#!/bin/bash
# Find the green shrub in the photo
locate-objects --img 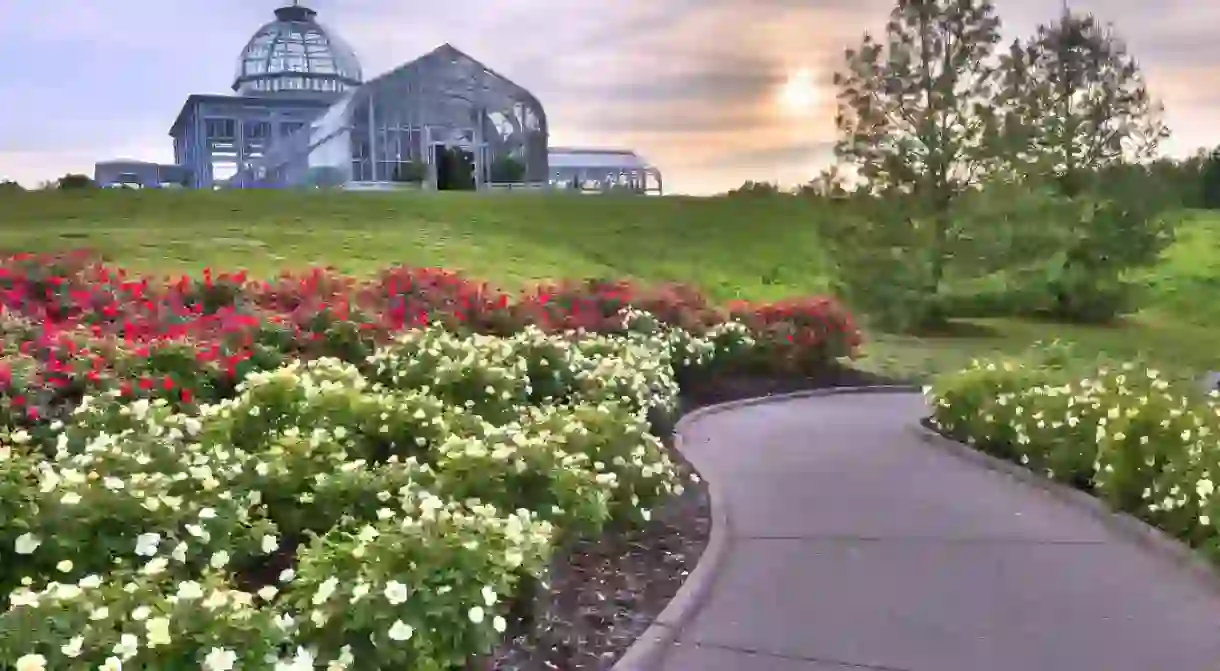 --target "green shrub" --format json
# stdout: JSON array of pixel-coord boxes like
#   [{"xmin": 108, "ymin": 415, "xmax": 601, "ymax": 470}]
[
  {"xmin": 0, "ymin": 572, "xmax": 290, "ymax": 669},
  {"xmin": 285, "ymin": 499, "xmax": 552, "ymax": 671},
  {"xmin": 928, "ymin": 352, "xmax": 1220, "ymax": 561},
  {"xmin": 0, "ymin": 316, "xmax": 722, "ymax": 668}
]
